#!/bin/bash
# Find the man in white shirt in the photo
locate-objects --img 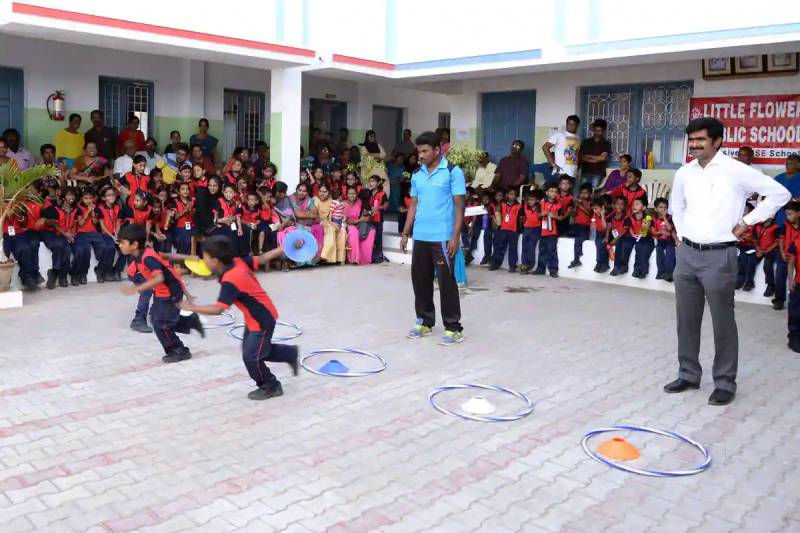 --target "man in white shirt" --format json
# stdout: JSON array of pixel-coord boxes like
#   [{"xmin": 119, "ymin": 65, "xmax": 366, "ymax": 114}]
[
  {"xmin": 666, "ymin": 117, "xmax": 790, "ymax": 406},
  {"xmin": 471, "ymin": 151, "xmax": 497, "ymax": 190},
  {"xmin": 113, "ymin": 140, "xmax": 137, "ymax": 178},
  {"xmin": 135, "ymin": 136, "xmax": 161, "ymax": 173},
  {"xmin": 3, "ymin": 128, "xmax": 34, "ymax": 170},
  {"xmin": 542, "ymin": 115, "xmax": 581, "ymax": 180}
]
